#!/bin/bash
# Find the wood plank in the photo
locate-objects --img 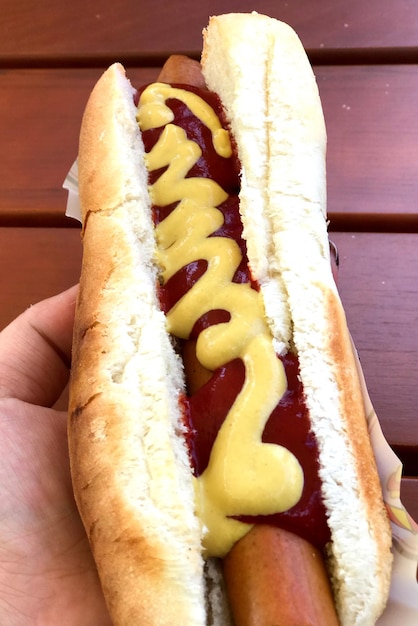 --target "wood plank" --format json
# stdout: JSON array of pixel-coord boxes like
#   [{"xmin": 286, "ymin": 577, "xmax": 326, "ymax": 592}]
[
  {"xmin": 401, "ymin": 478, "xmax": 418, "ymax": 523},
  {"xmin": 1, "ymin": 228, "xmax": 417, "ymax": 472},
  {"xmin": 0, "ymin": 0, "xmax": 418, "ymax": 61},
  {"xmin": 318, "ymin": 65, "xmax": 418, "ymax": 220},
  {"xmin": 331, "ymin": 232, "xmax": 418, "ymax": 472},
  {"xmin": 2, "ymin": 65, "xmax": 418, "ymax": 225},
  {"xmin": 0, "ymin": 68, "xmax": 160, "ymax": 222},
  {"xmin": 0, "ymin": 227, "xmax": 81, "ymax": 331}
]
